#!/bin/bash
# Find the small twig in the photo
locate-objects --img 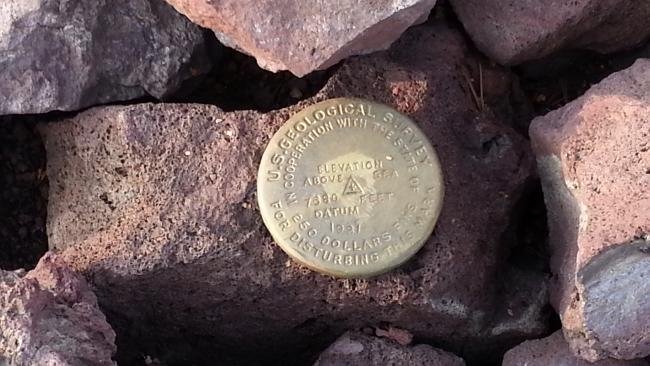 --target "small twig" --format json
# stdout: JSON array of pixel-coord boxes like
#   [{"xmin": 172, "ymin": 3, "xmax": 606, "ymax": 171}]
[
  {"xmin": 479, "ymin": 62, "xmax": 485, "ymax": 111},
  {"xmin": 560, "ymin": 79, "xmax": 568, "ymax": 105},
  {"xmin": 461, "ymin": 66, "xmax": 482, "ymax": 112}
]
